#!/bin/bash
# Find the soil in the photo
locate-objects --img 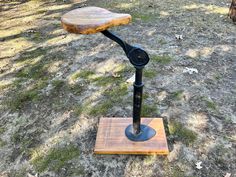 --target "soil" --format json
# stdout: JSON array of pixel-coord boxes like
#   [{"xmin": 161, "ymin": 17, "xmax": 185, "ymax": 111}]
[{"xmin": 0, "ymin": 0, "xmax": 235, "ymax": 177}]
